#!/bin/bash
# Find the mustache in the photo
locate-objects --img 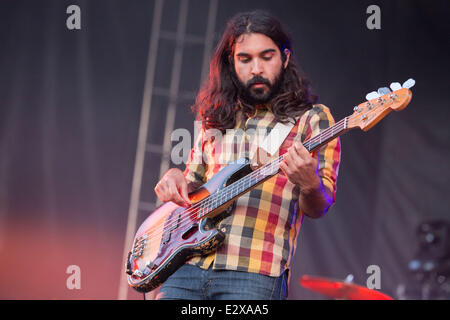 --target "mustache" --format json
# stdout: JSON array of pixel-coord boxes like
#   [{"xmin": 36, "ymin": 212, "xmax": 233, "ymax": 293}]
[{"xmin": 246, "ymin": 76, "xmax": 271, "ymax": 88}]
